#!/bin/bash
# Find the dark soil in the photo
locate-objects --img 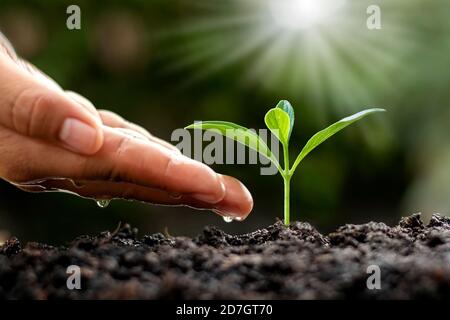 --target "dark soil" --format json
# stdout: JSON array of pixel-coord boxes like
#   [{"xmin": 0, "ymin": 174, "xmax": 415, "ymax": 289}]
[{"xmin": 1, "ymin": 213, "xmax": 450, "ymax": 299}]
